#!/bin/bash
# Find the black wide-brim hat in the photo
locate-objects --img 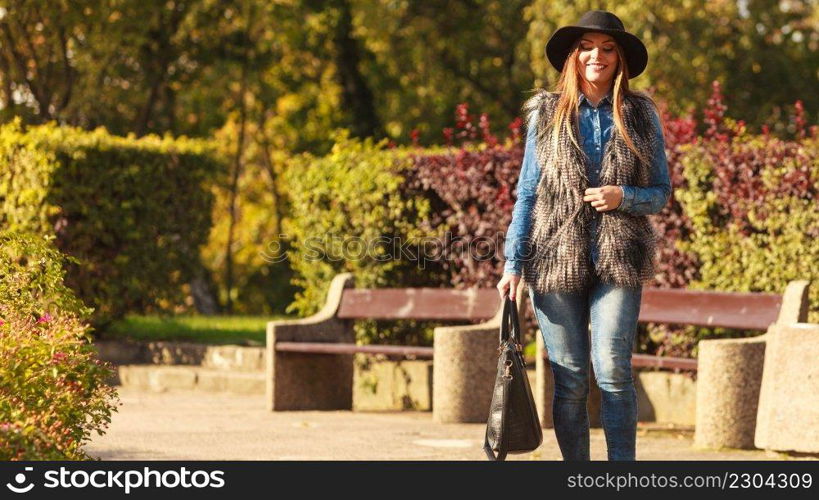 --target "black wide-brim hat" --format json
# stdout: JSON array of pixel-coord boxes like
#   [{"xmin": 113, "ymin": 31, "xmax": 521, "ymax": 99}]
[{"xmin": 545, "ymin": 10, "xmax": 648, "ymax": 79}]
